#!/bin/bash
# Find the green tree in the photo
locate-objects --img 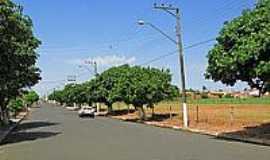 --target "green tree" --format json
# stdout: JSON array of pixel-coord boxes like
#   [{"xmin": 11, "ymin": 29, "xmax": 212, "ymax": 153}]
[
  {"xmin": 23, "ymin": 91, "xmax": 39, "ymax": 107},
  {"xmin": 8, "ymin": 98, "xmax": 24, "ymax": 118},
  {"xmin": 97, "ymin": 65, "xmax": 178, "ymax": 120},
  {"xmin": 127, "ymin": 66, "xmax": 177, "ymax": 120},
  {"xmin": 48, "ymin": 90, "xmax": 65, "ymax": 105},
  {"xmin": 0, "ymin": 0, "xmax": 41, "ymax": 124},
  {"xmin": 206, "ymin": 0, "xmax": 270, "ymax": 96},
  {"xmin": 94, "ymin": 66, "xmax": 127, "ymax": 113},
  {"xmin": 48, "ymin": 65, "xmax": 178, "ymax": 121}
]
